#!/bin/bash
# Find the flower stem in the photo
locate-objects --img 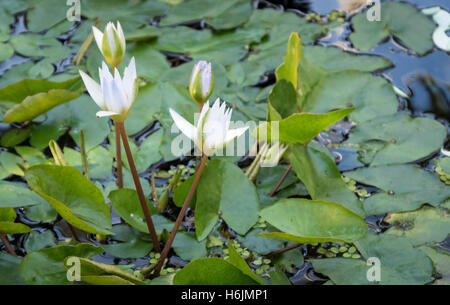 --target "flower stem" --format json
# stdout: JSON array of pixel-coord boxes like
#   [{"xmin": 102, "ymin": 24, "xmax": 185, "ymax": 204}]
[
  {"xmin": 116, "ymin": 122, "xmax": 160, "ymax": 253},
  {"xmin": 265, "ymin": 242, "xmax": 301, "ymax": 258},
  {"xmin": 79, "ymin": 129, "xmax": 90, "ymax": 179},
  {"xmin": 153, "ymin": 153, "xmax": 208, "ymax": 277},
  {"xmin": 0, "ymin": 233, "xmax": 16, "ymax": 256},
  {"xmin": 115, "ymin": 125, "xmax": 123, "ymax": 189},
  {"xmin": 269, "ymin": 164, "xmax": 292, "ymax": 197}
]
